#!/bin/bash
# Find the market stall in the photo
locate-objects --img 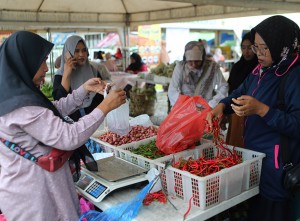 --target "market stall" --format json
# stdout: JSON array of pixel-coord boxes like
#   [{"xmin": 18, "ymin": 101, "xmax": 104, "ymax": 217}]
[{"xmin": 75, "ymin": 115, "xmax": 265, "ymax": 221}]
